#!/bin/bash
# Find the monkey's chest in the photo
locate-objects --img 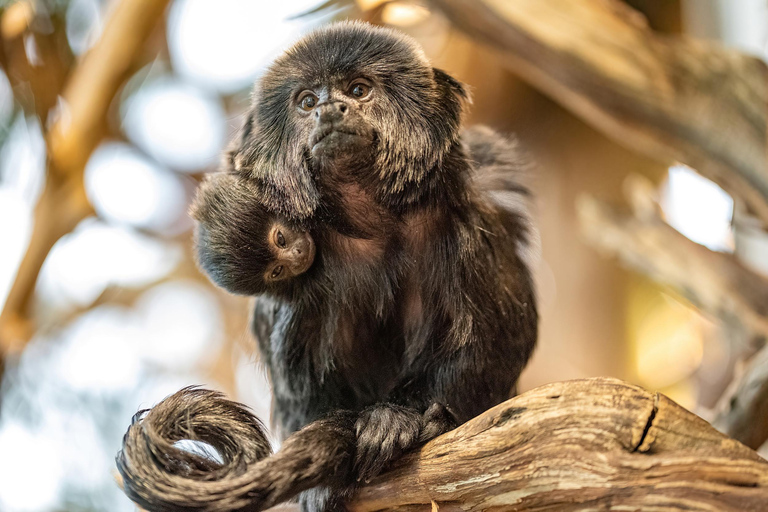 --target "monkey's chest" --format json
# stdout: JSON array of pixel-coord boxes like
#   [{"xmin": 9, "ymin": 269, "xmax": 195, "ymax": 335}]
[{"xmin": 333, "ymin": 311, "xmax": 405, "ymax": 404}]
